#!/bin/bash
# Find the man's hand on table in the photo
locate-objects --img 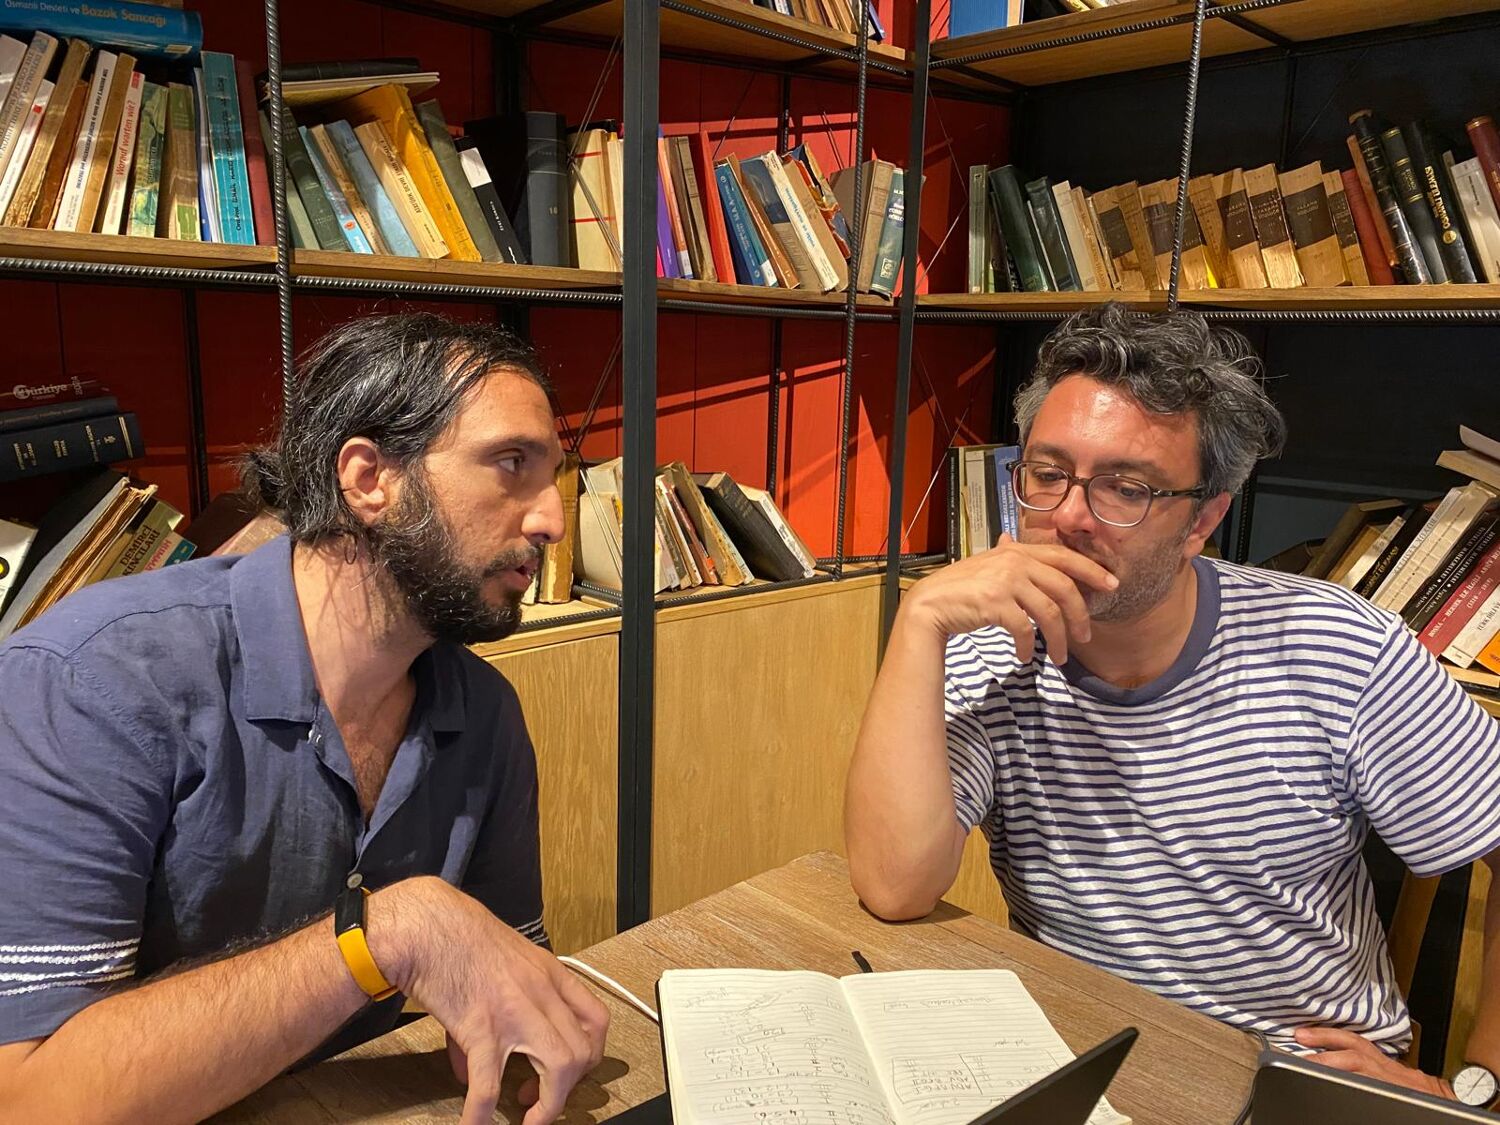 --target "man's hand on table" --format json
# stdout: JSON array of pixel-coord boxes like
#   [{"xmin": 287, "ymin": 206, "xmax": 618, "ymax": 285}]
[
  {"xmin": 1296, "ymin": 1027, "xmax": 1456, "ymax": 1101},
  {"xmin": 369, "ymin": 877, "xmax": 610, "ymax": 1125}
]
